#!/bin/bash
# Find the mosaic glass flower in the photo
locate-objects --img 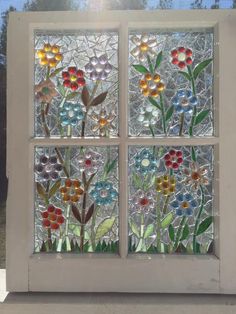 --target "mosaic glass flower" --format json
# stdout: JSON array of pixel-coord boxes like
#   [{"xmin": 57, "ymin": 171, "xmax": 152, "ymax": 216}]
[
  {"xmin": 171, "ymin": 193, "xmax": 198, "ymax": 216},
  {"xmin": 59, "ymin": 102, "xmax": 84, "ymax": 127},
  {"xmin": 77, "ymin": 149, "xmax": 103, "ymax": 175},
  {"xmin": 156, "ymin": 175, "xmax": 176, "ymax": 196},
  {"xmin": 60, "ymin": 179, "xmax": 84, "ymax": 203},
  {"xmin": 171, "ymin": 47, "xmax": 193, "ymax": 69},
  {"xmin": 130, "ymin": 190, "xmax": 155, "ymax": 214},
  {"xmin": 184, "ymin": 162, "xmax": 209, "ymax": 189},
  {"xmin": 35, "ymin": 155, "xmax": 63, "ymax": 181},
  {"xmin": 90, "ymin": 181, "xmax": 118, "ymax": 205},
  {"xmin": 62, "ymin": 67, "xmax": 86, "ymax": 91},
  {"xmin": 172, "ymin": 89, "xmax": 198, "ymax": 113},
  {"xmin": 139, "ymin": 73, "xmax": 165, "ymax": 98},
  {"xmin": 164, "ymin": 149, "xmax": 183, "ymax": 170},
  {"xmin": 85, "ymin": 55, "xmax": 112, "ymax": 81},
  {"xmin": 36, "ymin": 43, "xmax": 63, "ymax": 68},
  {"xmin": 137, "ymin": 104, "xmax": 159, "ymax": 127},
  {"xmin": 130, "ymin": 34, "xmax": 157, "ymax": 62},
  {"xmin": 35, "ymin": 79, "xmax": 58, "ymax": 104},
  {"xmin": 90, "ymin": 109, "xmax": 116, "ymax": 137},
  {"xmin": 41, "ymin": 205, "xmax": 65, "ymax": 230},
  {"xmin": 134, "ymin": 149, "xmax": 157, "ymax": 175}
]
